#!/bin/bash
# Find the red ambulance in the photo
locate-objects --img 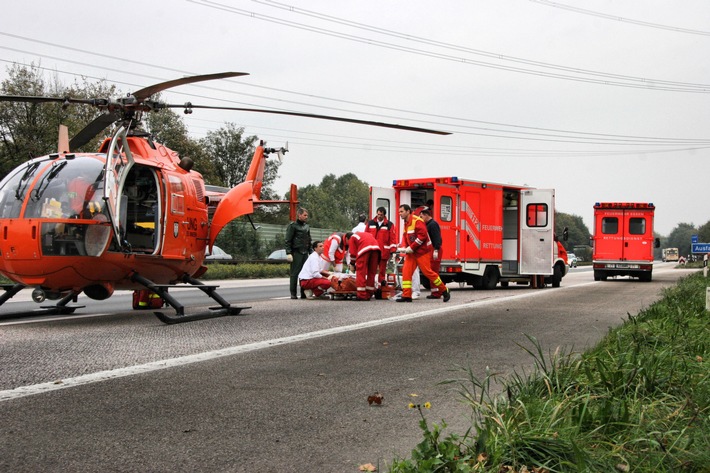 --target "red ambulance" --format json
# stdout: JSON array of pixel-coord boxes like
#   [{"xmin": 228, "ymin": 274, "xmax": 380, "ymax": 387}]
[
  {"xmin": 591, "ymin": 202, "xmax": 660, "ymax": 282},
  {"xmin": 370, "ymin": 177, "xmax": 568, "ymax": 289}
]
